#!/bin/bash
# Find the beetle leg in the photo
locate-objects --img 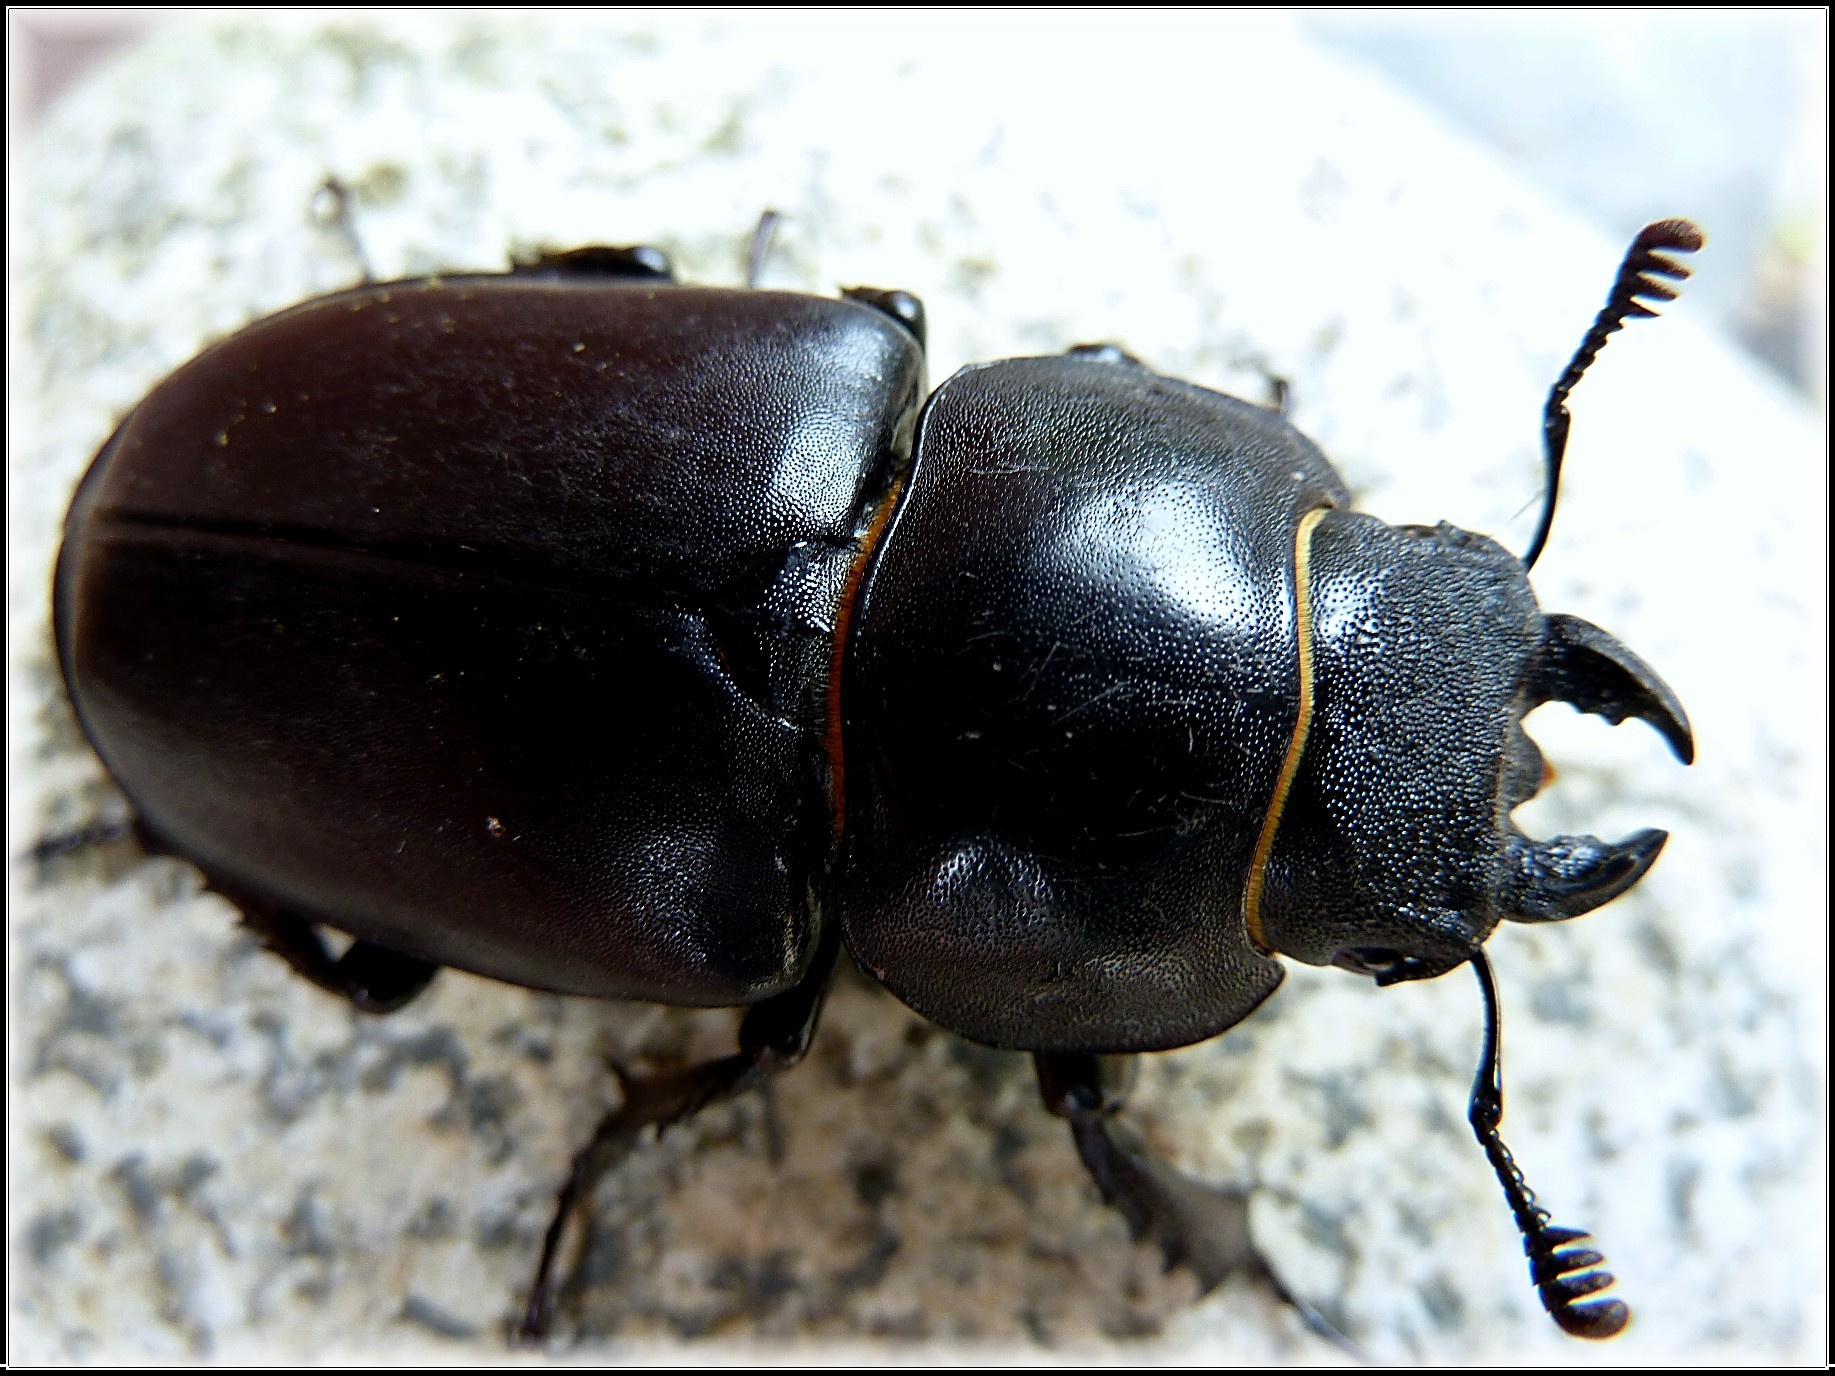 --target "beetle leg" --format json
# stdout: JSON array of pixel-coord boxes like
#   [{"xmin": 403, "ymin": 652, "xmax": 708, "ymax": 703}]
[
  {"xmin": 842, "ymin": 286, "xmax": 927, "ymax": 349},
  {"xmin": 22, "ymin": 817, "xmax": 137, "ymax": 865},
  {"xmin": 517, "ymin": 244, "xmax": 676, "ymax": 282},
  {"xmin": 517, "ymin": 921, "xmax": 840, "ymax": 1343},
  {"xmin": 745, "ymin": 208, "xmax": 782, "ymax": 289},
  {"xmin": 1034, "ymin": 1052, "xmax": 1358, "ymax": 1356},
  {"xmin": 309, "ymin": 176, "xmax": 372, "ymax": 284},
  {"xmin": 1263, "ymin": 372, "xmax": 1291, "ymax": 417},
  {"xmin": 234, "ymin": 899, "xmax": 439, "ymax": 1015},
  {"xmin": 1065, "ymin": 341, "xmax": 1149, "ymax": 368},
  {"xmin": 26, "ymin": 816, "xmax": 438, "ymax": 1012}
]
